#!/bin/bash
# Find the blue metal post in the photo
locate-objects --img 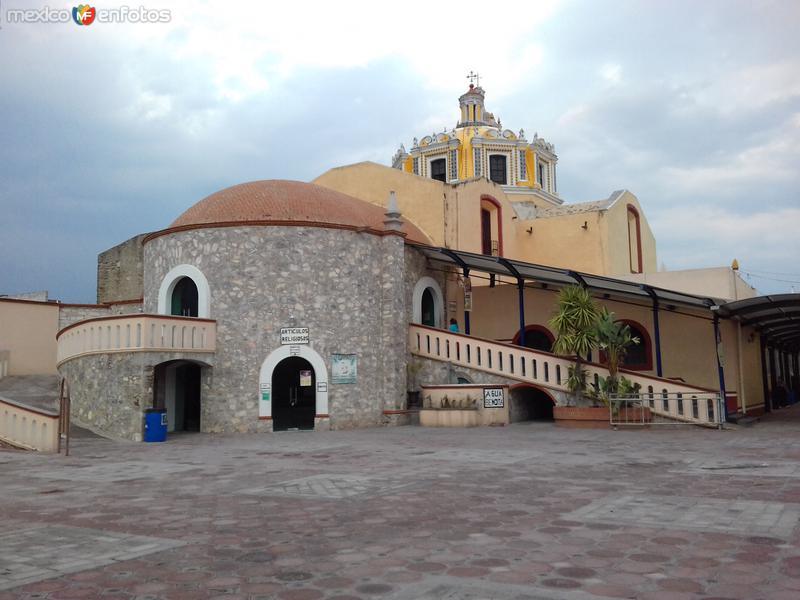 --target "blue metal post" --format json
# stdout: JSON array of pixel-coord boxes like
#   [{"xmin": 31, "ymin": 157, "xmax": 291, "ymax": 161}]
[
  {"xmin": 463, "ymin": 268, "xmax": 471, "ymax": 335},
  {"xmin": 517, "ymin": 279, "xmax": 526, "ymax": 347},
  {"xmin": 713, "ymin": 314, "xmax": 728, "ymax": 421},
  {"xmin": 652, "ymin": 298, "xmax": 663, "ymax": 377}
]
